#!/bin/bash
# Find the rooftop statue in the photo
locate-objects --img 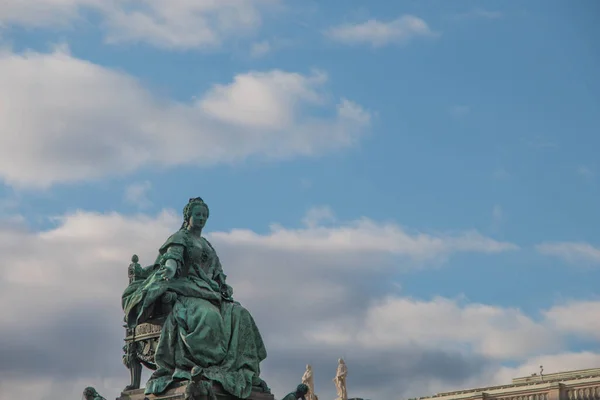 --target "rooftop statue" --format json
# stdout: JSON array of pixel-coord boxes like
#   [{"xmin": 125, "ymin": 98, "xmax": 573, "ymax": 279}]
[
  {"xmin": 333, "ymin": 358, "xmax": 348, "ymax": 400},
  {"xmin": 281, "ymin": 384, "xmax": 309, "ymax": 400},
  {"xmin": 121, "ymin": 197, "xmax": 269, "ymax": 398},
  {"xmin": 301, "ymin": 364, "xmax": 318, "ymax": 400},
  {"xmin": 82, "ymin": 387, "xmax": 106, "ymax": 400}
]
